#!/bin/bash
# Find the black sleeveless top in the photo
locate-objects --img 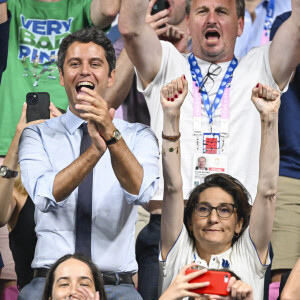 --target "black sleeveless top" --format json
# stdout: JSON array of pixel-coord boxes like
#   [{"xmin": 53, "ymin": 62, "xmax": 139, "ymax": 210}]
[{"xmin": 9, "ymin": 196, "xmax": 37, "ymax": 290}]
